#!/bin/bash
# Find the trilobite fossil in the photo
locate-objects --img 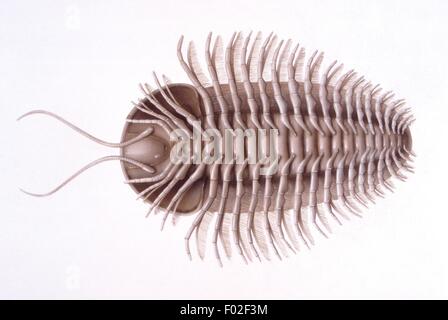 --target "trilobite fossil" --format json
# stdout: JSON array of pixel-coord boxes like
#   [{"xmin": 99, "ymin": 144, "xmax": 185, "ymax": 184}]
[{"xmin": 19, "ymin": 31, "xmax": 415, "ymax": 266}]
